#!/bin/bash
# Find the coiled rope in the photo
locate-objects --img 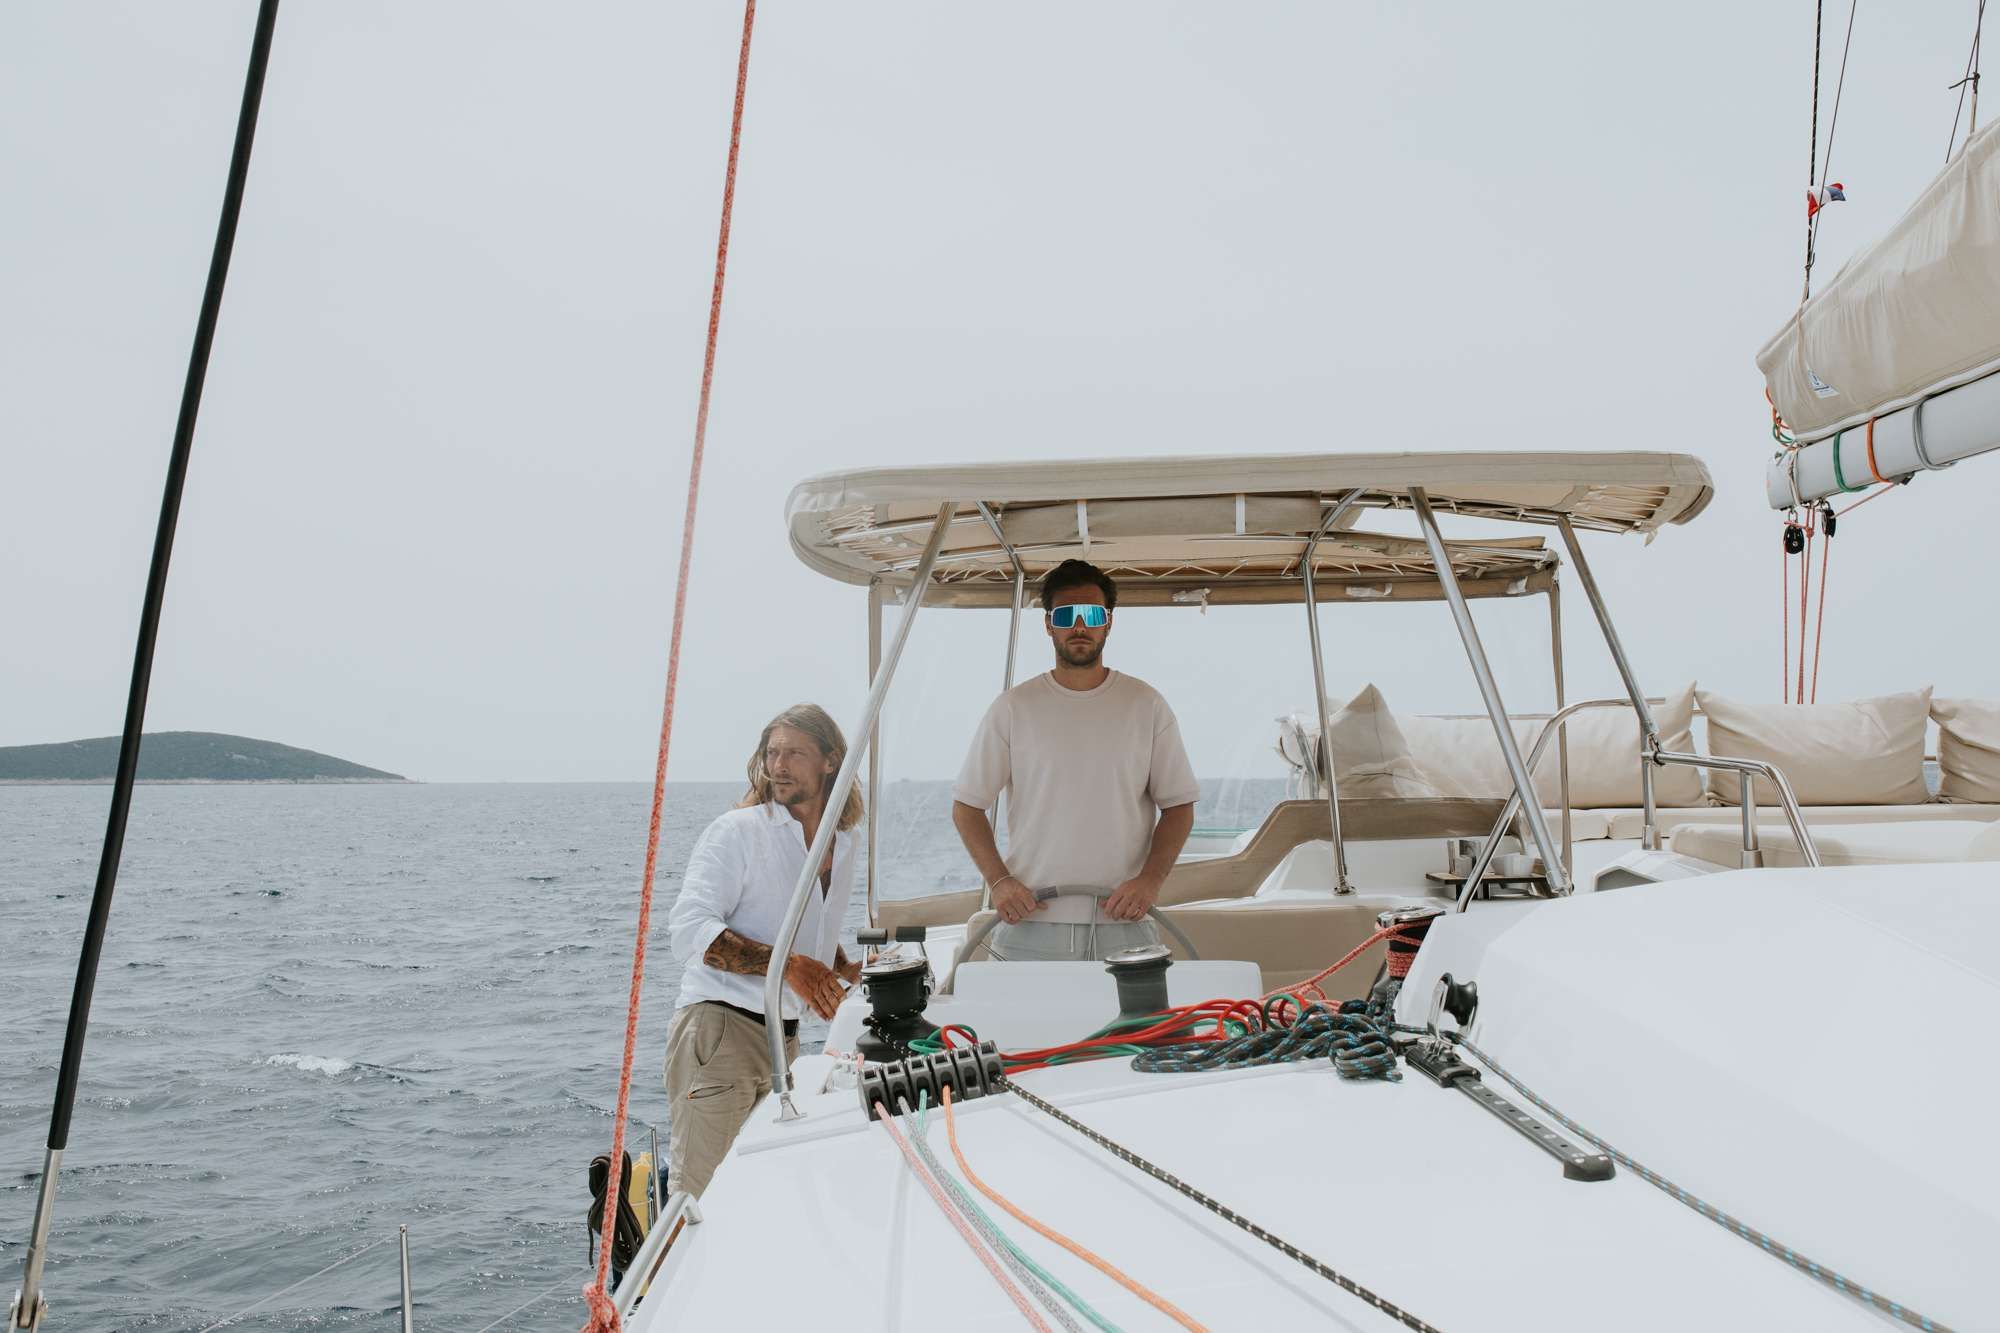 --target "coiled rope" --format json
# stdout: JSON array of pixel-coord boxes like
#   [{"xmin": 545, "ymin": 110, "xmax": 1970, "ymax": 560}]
[
  {"xmin": 1130, "ymin": 998, "xmax": 1404, "ymax": 1080},
  {"xmin": 1448, "ymin": 1034, "xmax": 1952, "ymax": 1333},
  {"xmin": 581, "ymin": 3, "xmax": 759, "ymax": 1328}
]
